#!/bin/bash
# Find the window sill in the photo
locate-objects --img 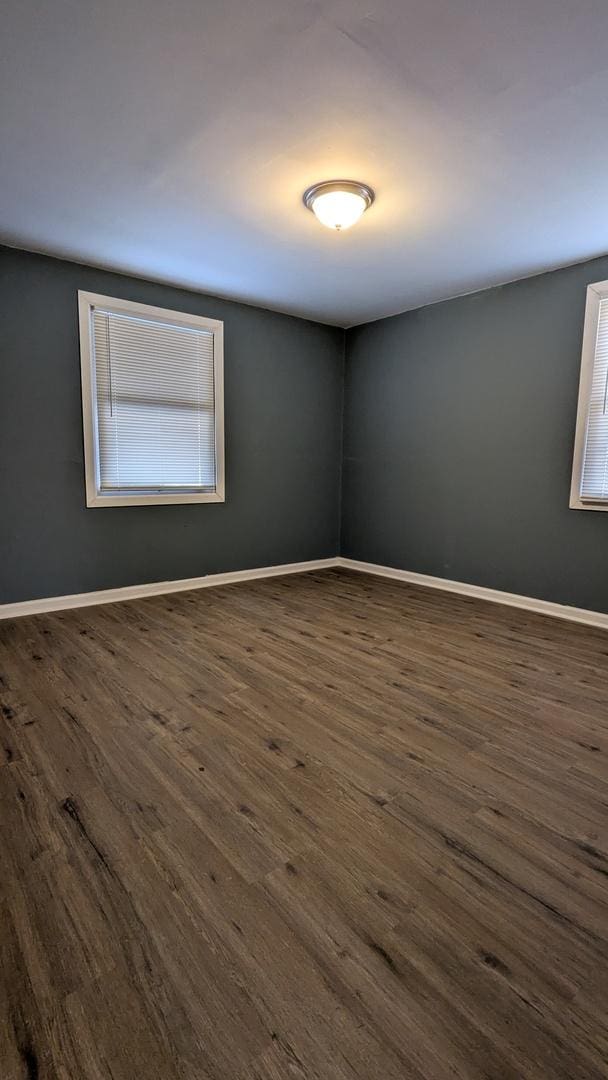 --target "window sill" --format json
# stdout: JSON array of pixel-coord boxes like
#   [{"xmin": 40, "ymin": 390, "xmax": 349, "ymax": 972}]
[
  {"xmin": 86, "ymin": 490, "xmax": 225, "ymax": 508},
  {"xmin": 569, "ymin": 496, "xmax": 608, "ymax": 512}
]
